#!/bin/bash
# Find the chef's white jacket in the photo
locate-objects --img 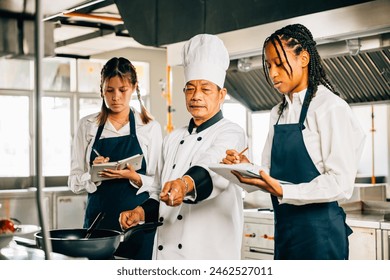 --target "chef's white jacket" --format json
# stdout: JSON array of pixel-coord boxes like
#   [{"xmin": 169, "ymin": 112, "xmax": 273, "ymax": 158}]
[
  {"xmin": 68, "ymin": 108, "xmax": 163, "ymax": 195},
  {"xmin": 148, "ymin": 116, "xmax": 246, "ymax": 260},
  {"xmin": 261, "ymin": 86, "xmax": 366, "ymax": 205}
]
